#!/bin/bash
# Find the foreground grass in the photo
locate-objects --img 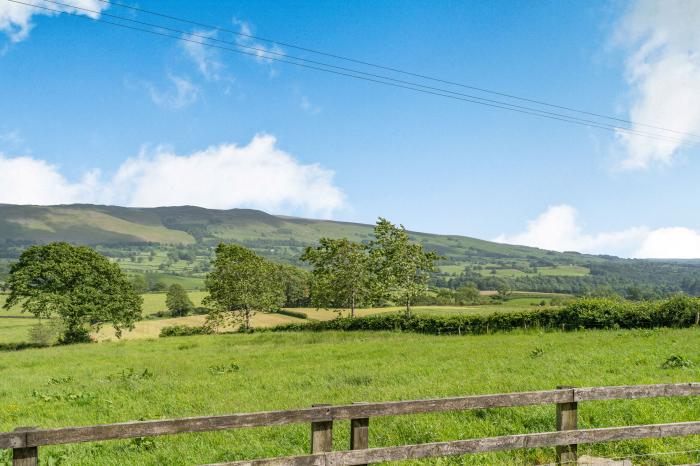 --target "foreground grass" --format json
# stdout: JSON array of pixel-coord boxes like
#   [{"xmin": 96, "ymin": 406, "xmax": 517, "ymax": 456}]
[{"xmin": 1, "ymin": 329, "xmax": 699, "ymax": 465}]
